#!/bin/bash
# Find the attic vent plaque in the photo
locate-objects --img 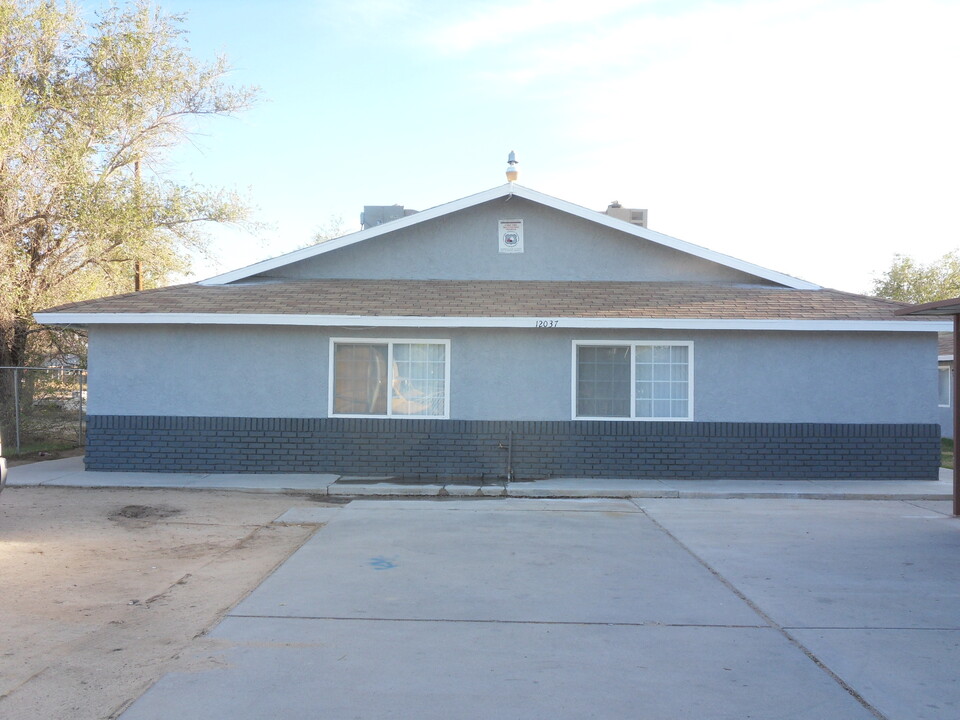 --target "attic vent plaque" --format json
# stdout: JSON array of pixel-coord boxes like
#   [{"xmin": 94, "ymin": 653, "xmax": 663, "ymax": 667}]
[{"xmin": 499, "ymin": 219, "xmax": 523, "ymax": 254}]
